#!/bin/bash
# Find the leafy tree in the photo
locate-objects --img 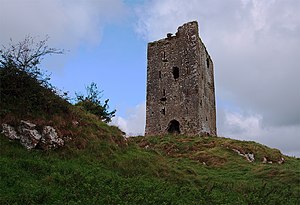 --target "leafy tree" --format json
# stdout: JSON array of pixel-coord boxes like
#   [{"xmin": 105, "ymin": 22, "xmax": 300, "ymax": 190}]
[{"xmin": 75, "ymin": 82, "xmax": 116, "ymax": 123}]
